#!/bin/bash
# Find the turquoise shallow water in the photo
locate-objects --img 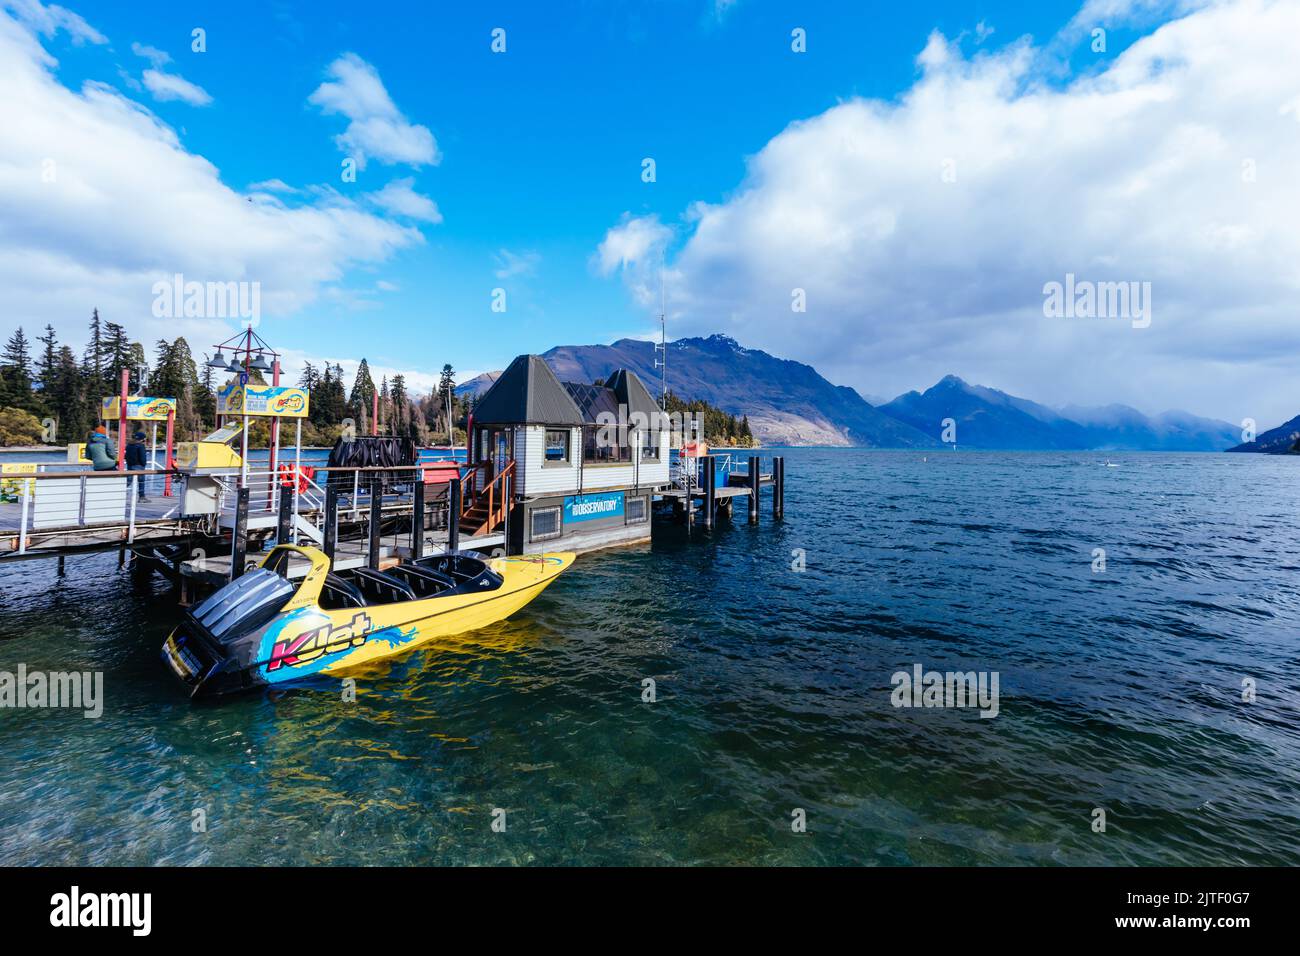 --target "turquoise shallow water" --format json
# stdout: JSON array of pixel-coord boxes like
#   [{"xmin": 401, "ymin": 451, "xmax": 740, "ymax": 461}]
[{"xmin": 1, "ymin": 448, "xmax": 1298, "ymax": 865}]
